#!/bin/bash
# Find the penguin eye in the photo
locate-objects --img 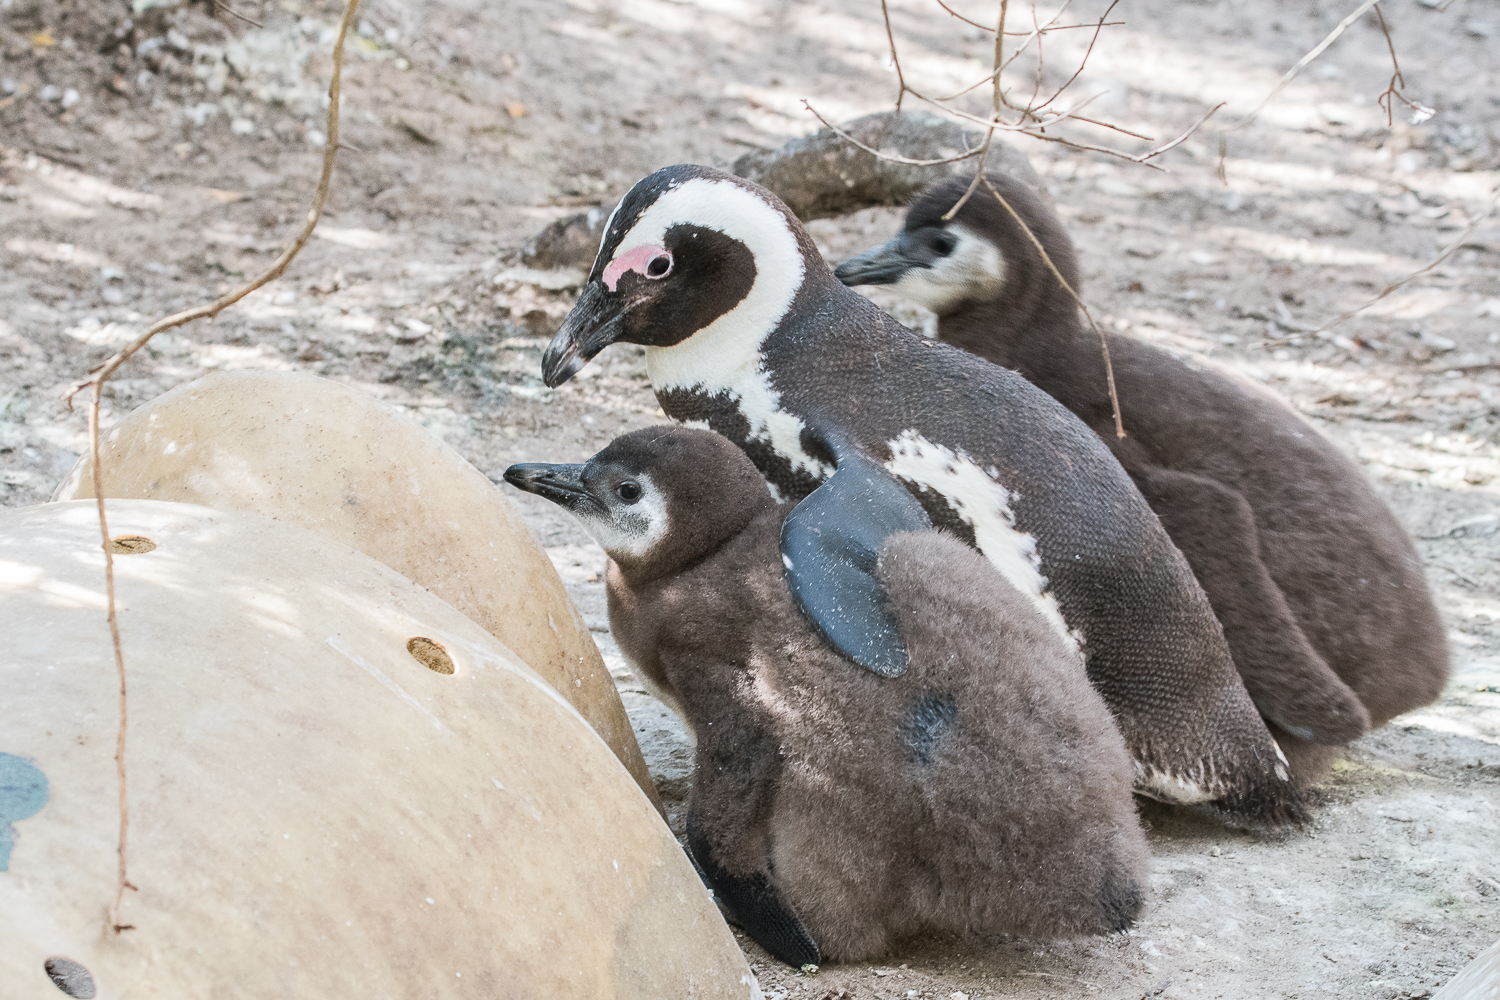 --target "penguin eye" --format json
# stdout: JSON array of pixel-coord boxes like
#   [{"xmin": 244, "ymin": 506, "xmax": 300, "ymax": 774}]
[
  {"xmin": 645, "ymin": 254, "xmax": 673, "ymax": 279},
  {"xmin": 932, "ymin": 233, "xmax": 957, "ymax": 257},
  {"xmin": 616, "ymin": 481, "xmax": 642, "ymax": 503}
]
